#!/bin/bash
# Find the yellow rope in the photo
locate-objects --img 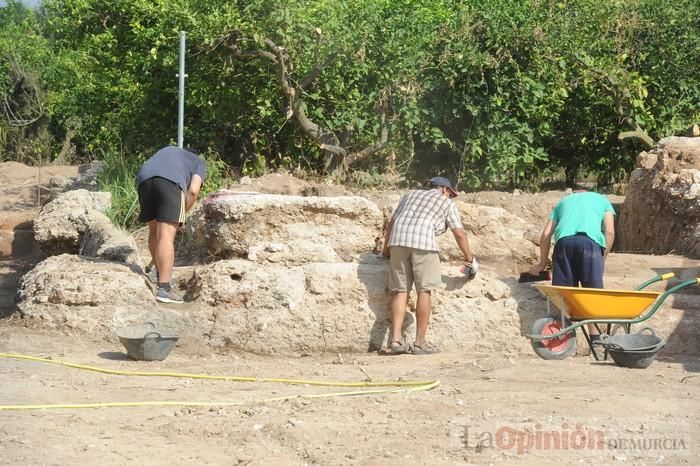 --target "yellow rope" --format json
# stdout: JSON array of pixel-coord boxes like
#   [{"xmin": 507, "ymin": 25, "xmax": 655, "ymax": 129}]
[{"xmin": 0, "ymin": 352, "xmax": 440, "ymax": 411}]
